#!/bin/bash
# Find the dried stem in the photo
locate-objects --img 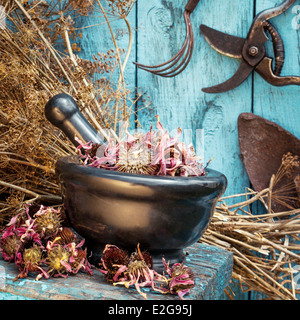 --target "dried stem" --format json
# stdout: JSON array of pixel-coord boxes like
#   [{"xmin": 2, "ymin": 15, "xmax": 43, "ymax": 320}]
[
  {"xmin": 13, "ymin": 0, "xmax": 77, "ymax": 92},
  {"xmin": 96, "ymin": 0, "xmax": 127, "ymax": 132}
]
